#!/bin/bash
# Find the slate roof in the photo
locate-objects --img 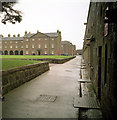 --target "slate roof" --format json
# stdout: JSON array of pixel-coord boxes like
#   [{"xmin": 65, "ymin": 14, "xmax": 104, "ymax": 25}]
[
  {"xmin": 2, "ymin": 37, "xmax": 23, "ymax": 41},
  {"xmin": 44, "ymin": 33, "xmax": 58, "ymax": 37}
]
